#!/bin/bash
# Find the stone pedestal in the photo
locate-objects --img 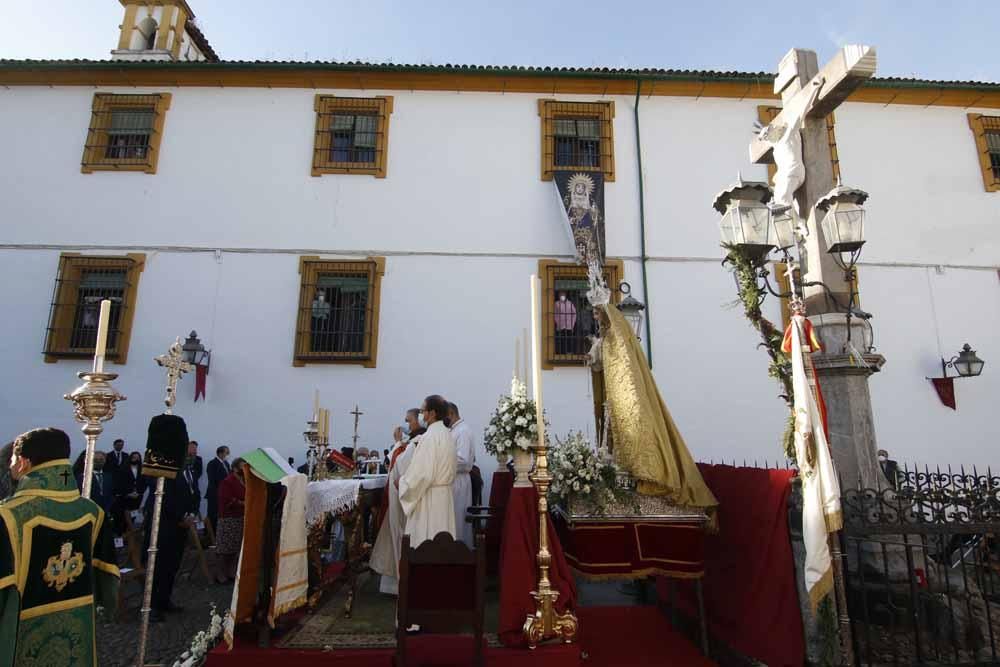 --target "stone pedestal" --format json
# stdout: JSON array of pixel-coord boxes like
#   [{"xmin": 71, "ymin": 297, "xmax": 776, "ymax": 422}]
[{"xmin": 808, "ymin": 313, "xmax": 889, "ymax": 493}]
